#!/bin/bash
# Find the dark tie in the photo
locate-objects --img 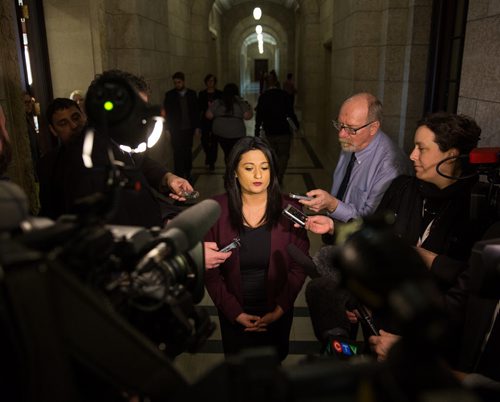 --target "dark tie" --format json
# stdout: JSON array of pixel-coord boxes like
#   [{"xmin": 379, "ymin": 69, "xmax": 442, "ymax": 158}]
[{"xmin": 336, "ymin": 153, "xmax": 356, "ymax": 201}]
